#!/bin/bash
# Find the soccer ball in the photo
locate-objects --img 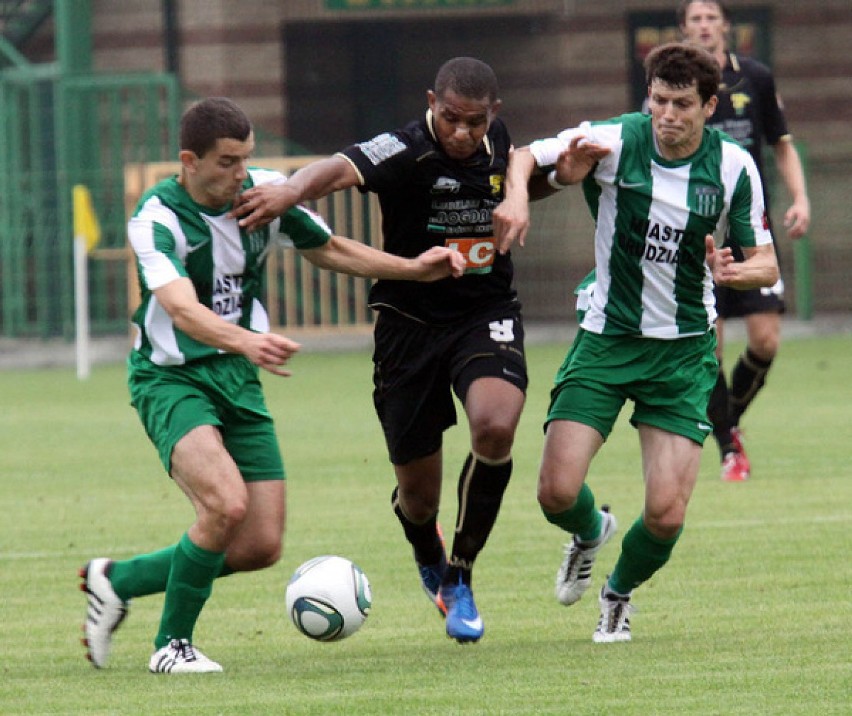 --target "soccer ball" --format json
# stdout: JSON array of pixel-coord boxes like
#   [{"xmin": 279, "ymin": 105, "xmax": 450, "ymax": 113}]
[{"xmin": 285, "ymin": 555, "xmax": 372, "ymax": 641}]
